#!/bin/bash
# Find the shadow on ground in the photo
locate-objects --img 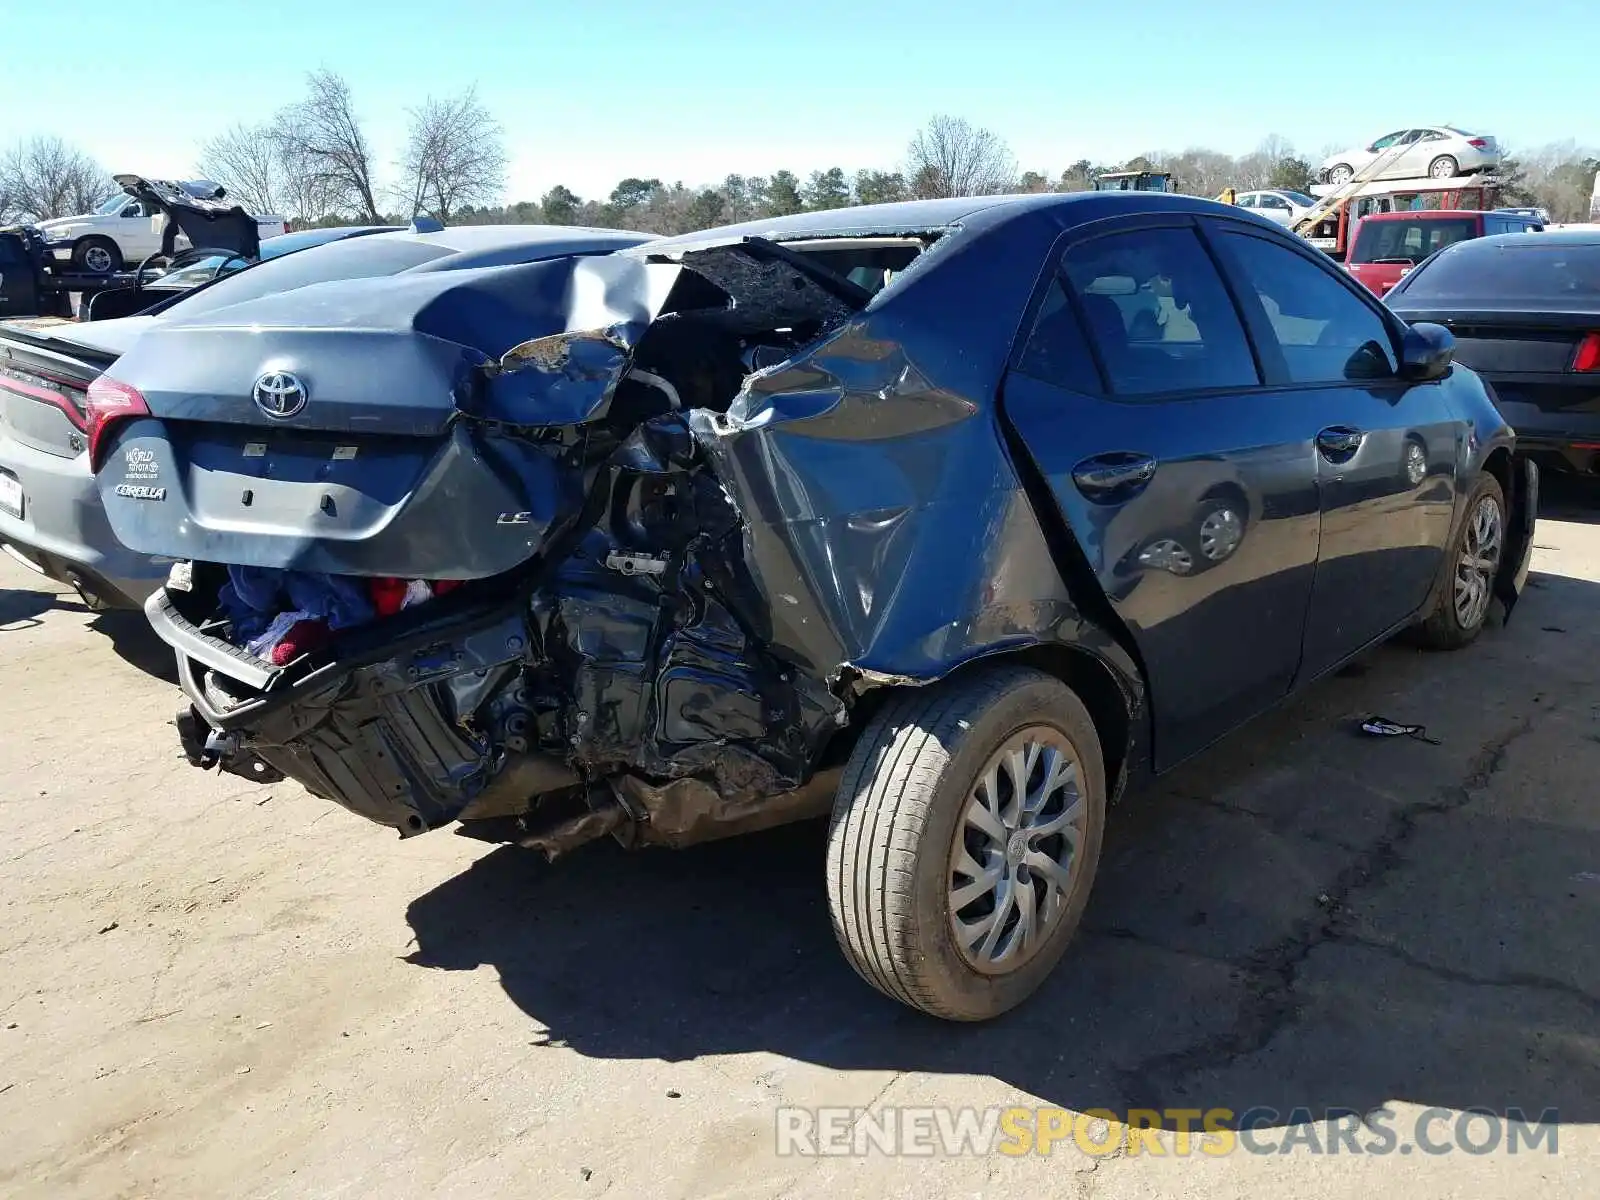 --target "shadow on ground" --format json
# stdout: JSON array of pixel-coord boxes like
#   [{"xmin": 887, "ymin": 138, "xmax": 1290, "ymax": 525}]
[
  {"xmin": 89, "ymin": 608, "xmax": 178, "ymax": 684},
  {"xmin": 0, "ymin": 586, "xmax": 80, "ymax": 630},
  {"xmin": 405, "ymin": 569, "xmax": 1600, "ymax": 1133}
]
